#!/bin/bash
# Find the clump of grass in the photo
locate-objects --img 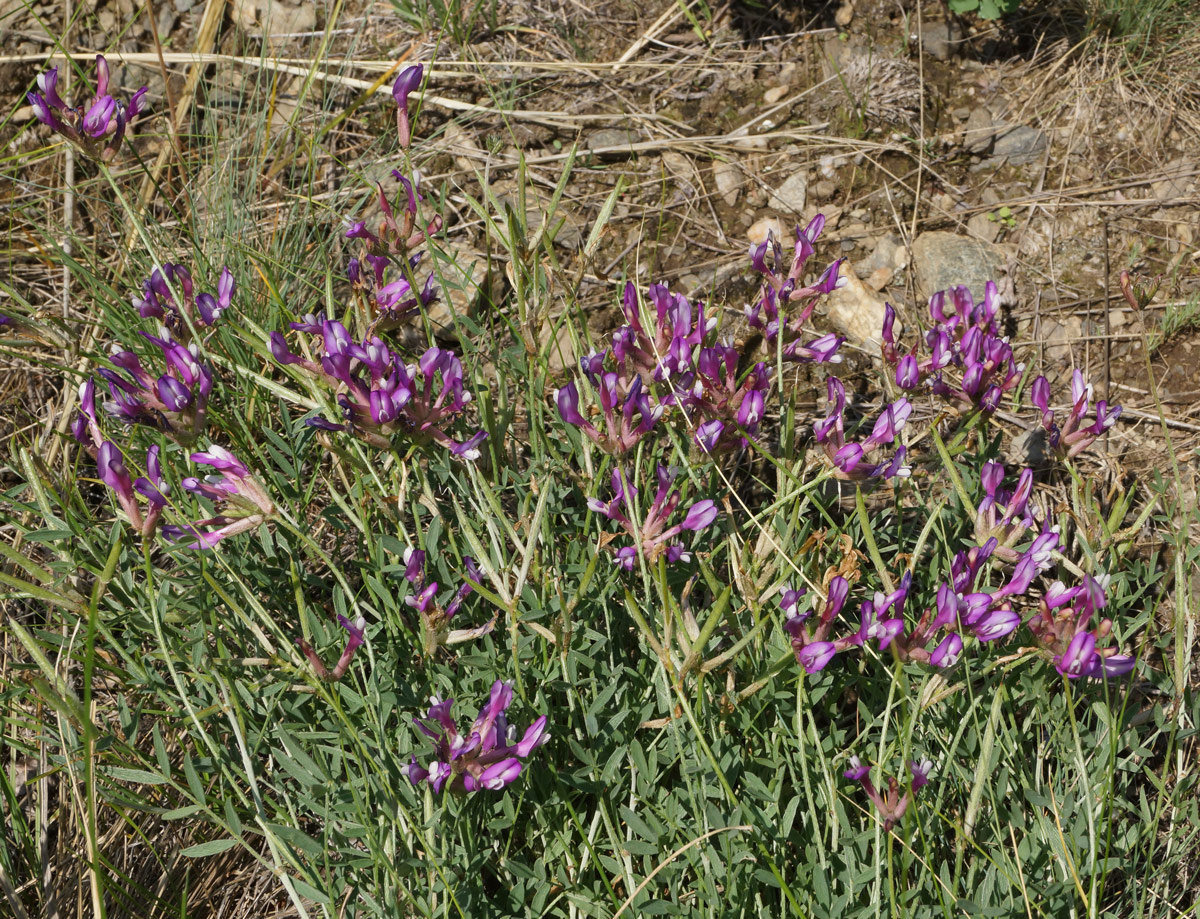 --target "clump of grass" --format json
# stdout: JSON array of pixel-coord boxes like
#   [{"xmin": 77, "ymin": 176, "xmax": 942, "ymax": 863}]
[{"xmin": 1148, "ymin": 291, "xmax": 1200, "ymax": 353}]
